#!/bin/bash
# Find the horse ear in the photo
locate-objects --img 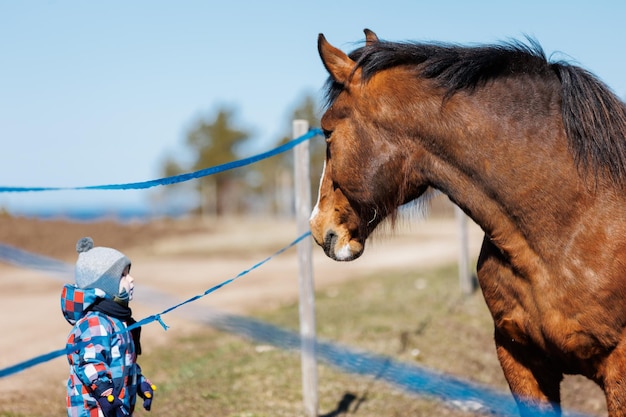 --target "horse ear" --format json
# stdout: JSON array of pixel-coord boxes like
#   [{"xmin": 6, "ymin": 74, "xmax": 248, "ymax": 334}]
[
  {"xmin": 364, "ymin": 29, "xmax": 379, "ymax": 45},
  {"xmin": 318, "ymin": 33, "xmax": 355, "ymax": 85}
]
